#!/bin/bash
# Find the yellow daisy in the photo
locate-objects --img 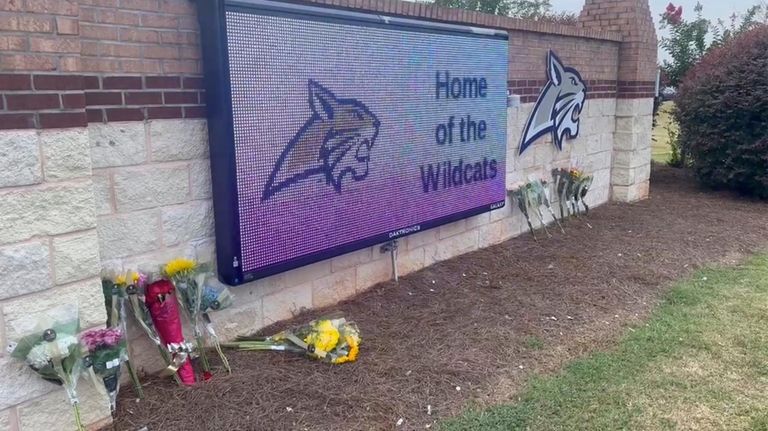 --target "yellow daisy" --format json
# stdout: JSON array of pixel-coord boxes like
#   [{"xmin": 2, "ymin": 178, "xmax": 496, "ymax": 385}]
[{"xmin": 164, "ymin": 258, "xmax": 197, "ymax": 278}]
